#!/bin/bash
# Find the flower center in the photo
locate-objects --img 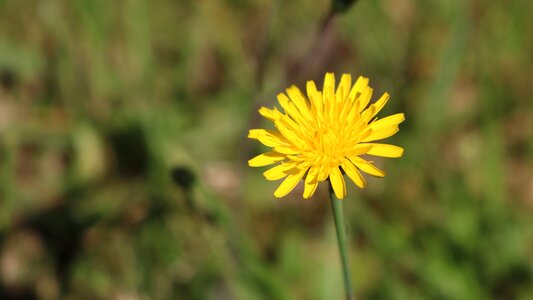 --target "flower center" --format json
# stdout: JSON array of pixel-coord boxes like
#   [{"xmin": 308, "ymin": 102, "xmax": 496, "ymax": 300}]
[{"xmin": 311, "ymin": 125, "xmax": 345, "ymax": 165}]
